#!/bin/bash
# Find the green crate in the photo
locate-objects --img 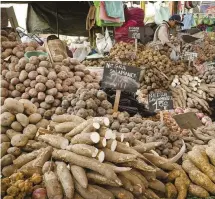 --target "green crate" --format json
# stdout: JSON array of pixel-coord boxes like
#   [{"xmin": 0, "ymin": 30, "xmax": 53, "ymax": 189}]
[{"xmin": 24, "ymin": 51, "xmax": 48, "ymax": 60}]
